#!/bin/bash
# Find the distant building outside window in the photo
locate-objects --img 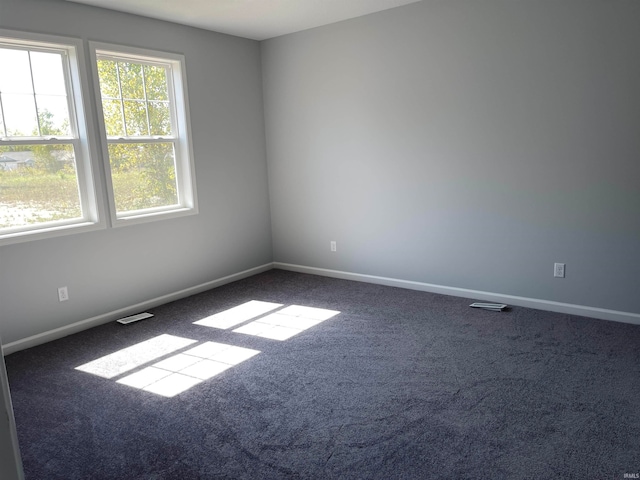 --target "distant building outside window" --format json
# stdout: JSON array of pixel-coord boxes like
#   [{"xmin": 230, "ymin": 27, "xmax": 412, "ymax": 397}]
[{"xmin": 0, "ymin": 31, "xmax": 102, "ymax": 243}]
